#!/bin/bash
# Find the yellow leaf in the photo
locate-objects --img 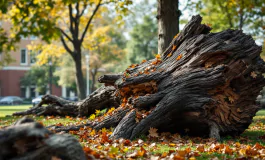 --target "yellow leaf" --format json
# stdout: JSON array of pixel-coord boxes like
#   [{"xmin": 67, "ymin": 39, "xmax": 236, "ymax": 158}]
[
  {"xmin": 89, "ymin": 114, "xmax": 96, "ymax": 120},
  {"xmin": 95, "ymin": 109, "xmax": 101, "ymax": 115}
]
